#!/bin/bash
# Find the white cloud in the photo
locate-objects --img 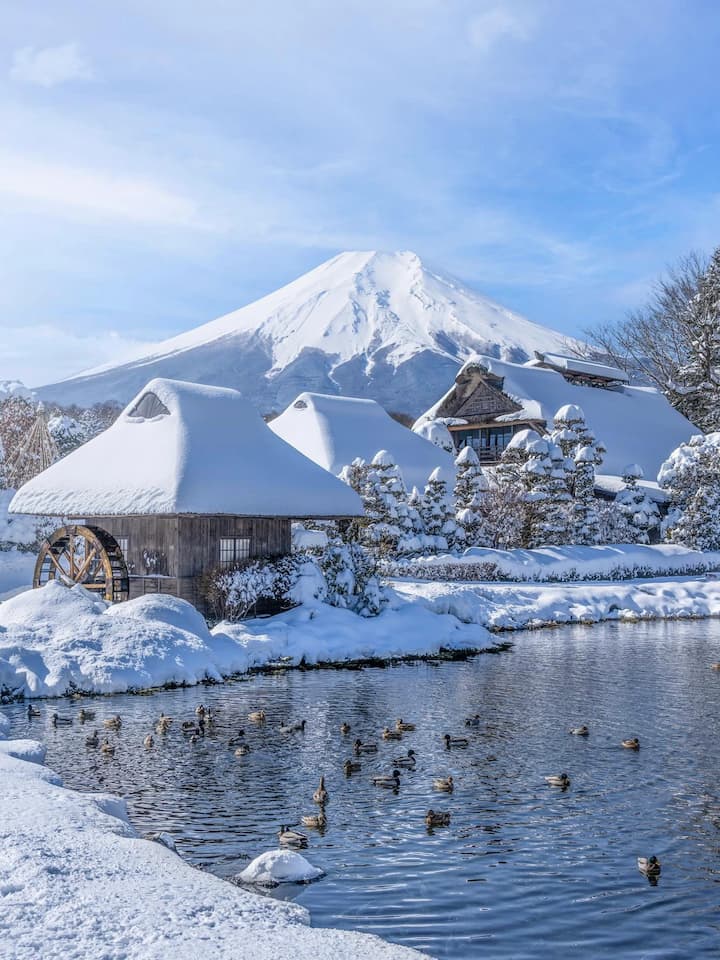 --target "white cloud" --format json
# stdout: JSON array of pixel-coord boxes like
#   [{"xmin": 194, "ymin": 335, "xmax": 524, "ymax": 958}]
[
  {"xmin": 0, "ymin": 152, "xmax": 203, "ymax": 227},
  {"xmin": 10, "ymin": 42, "xmax": 93, "ymax": 88},
  {"xmin": 467, "ymin": 6, "xmax": 533, "ymax": 53}
]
